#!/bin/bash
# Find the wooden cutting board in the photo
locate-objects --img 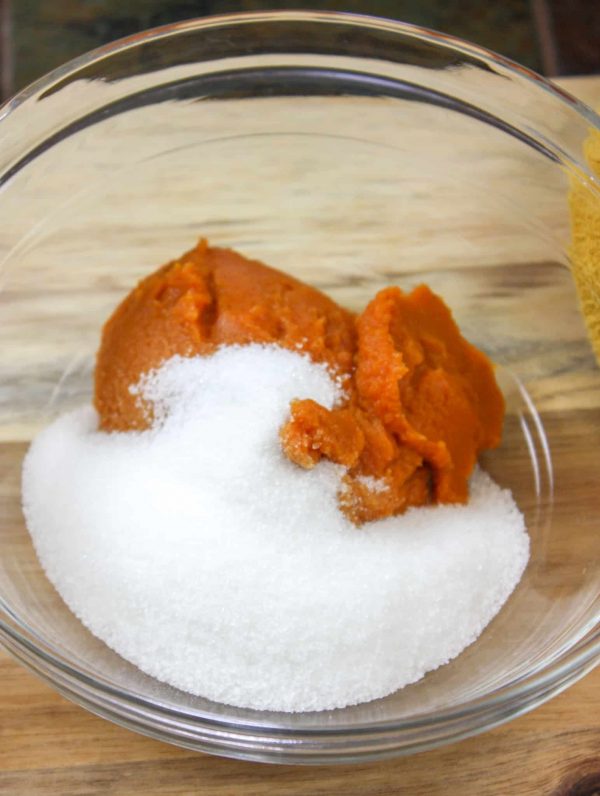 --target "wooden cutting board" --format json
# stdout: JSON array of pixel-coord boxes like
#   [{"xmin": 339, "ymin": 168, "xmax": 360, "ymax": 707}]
[{"xmin": 1, "ymin": 75, "xmax": 599, "ymax": 796}]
